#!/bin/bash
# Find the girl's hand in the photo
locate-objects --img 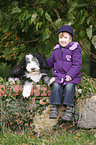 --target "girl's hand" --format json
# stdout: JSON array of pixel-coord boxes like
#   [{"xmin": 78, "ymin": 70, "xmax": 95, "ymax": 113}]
[{"xmin": 65, "ymin": 75, "xmax": 72, "ymax": 82}]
